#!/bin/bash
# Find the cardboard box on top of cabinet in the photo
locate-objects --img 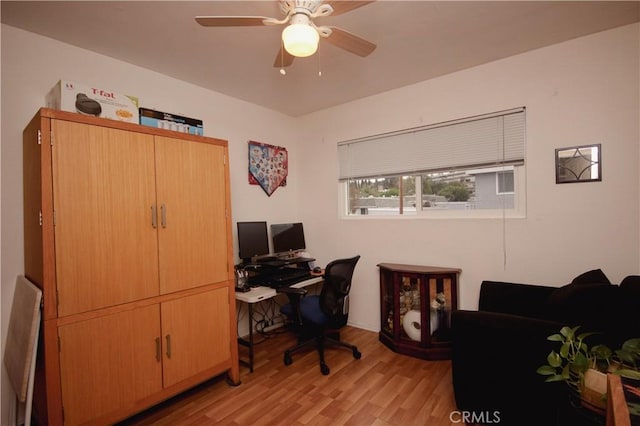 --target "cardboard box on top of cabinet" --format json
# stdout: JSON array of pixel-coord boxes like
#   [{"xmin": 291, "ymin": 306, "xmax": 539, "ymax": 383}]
[
  {"xmin": 139, "ymin": 107, "xmax": 204, "ymax": 136},
  {"xmin": 45, "ymin": 80, "xmax": 139, "ymax": 123}
]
